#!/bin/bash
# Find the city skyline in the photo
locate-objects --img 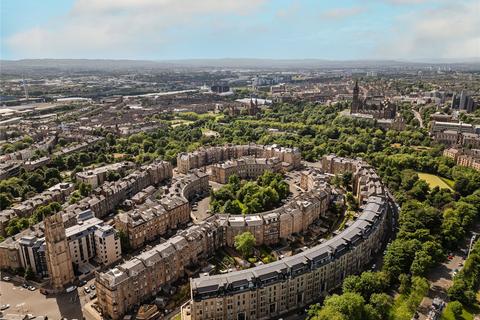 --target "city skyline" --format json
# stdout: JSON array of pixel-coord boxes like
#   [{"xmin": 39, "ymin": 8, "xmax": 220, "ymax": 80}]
[{"xmin": 1, "ymin": 0, "xmax": 479, "ymax": 61}]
